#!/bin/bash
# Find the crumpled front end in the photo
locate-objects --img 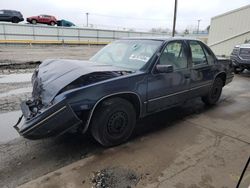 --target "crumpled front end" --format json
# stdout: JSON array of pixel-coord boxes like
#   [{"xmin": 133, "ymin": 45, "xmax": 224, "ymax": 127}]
[
  {"xmin": 14, "ymin": 59, "xmax": 131, "ymax": 139},
  {"xmin": 15, "ymin": 99, "xmax": 82, "ymax": 139},
  {"xmin": 14, "ymin": 67, "xmax": 83, "ymax": 139}
]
